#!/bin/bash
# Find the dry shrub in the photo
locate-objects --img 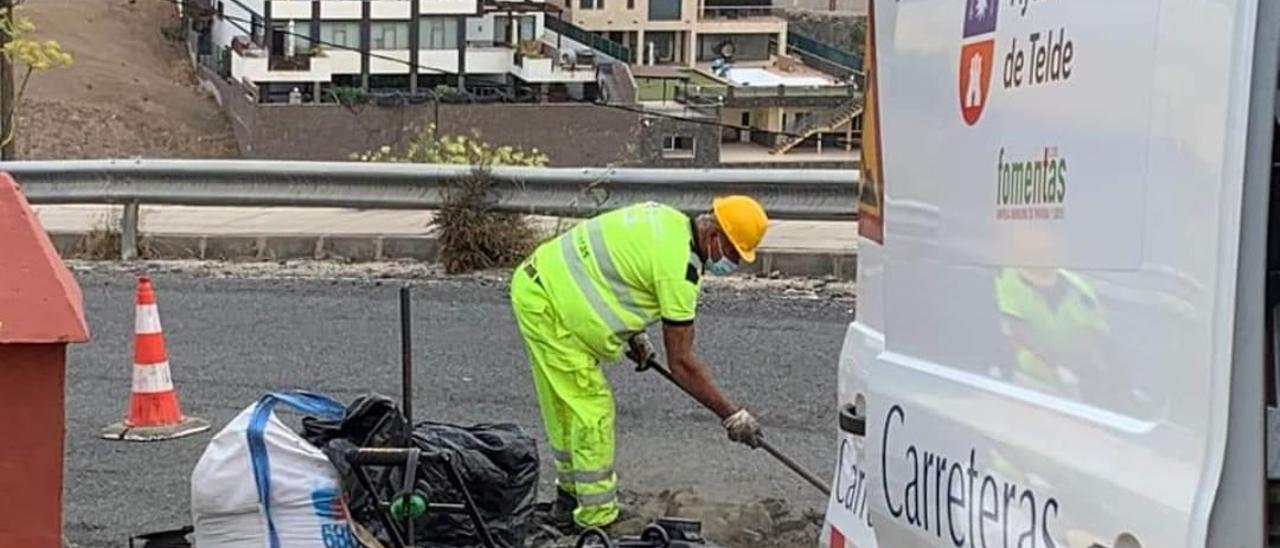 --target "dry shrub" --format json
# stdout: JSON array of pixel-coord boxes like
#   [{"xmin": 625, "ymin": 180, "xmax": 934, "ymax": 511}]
[
  {"xmin": 433, "ymin": 165, "xmax": 542, "ymax": 273},
  {"xmin": 76, "ymin": 224, "xmax": 121, "ymax": 260},
  {"xmin": 354, "ymin": 125, "xmax": 549, "ymax": 273},
  {"xmin": 72, "ymin": 211, "xmax": 153, "ymax": 260}
]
